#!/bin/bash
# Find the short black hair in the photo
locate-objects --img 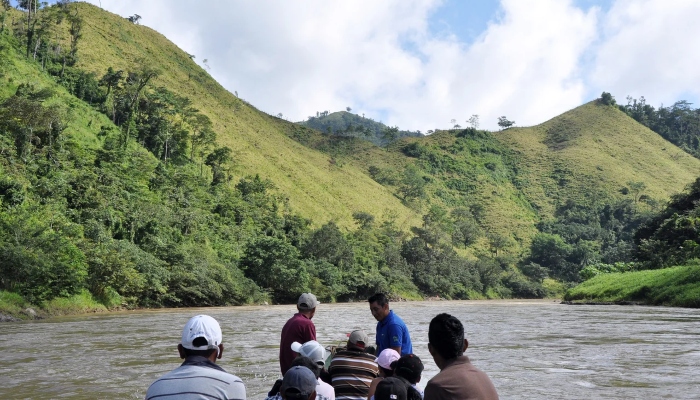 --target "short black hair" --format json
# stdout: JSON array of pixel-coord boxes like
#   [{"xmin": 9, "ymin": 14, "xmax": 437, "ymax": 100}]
[
  {"xmin": 292, "ymin": 356, "xmax": 321, "ymax": 379},
  {"xmin": 379, "ymin": 365, "xmax": 394, "ymax": 377},
  {"xmin": 368, "ymin": 293, "xmax": 389, "ymax": 307},
  {"xmin": 428, "ymin": 313, "xmax": 464, "ymax": 360},
  {"xmin": 183, "ymin": 336, "xmax": 218, "ymax": 358}
]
